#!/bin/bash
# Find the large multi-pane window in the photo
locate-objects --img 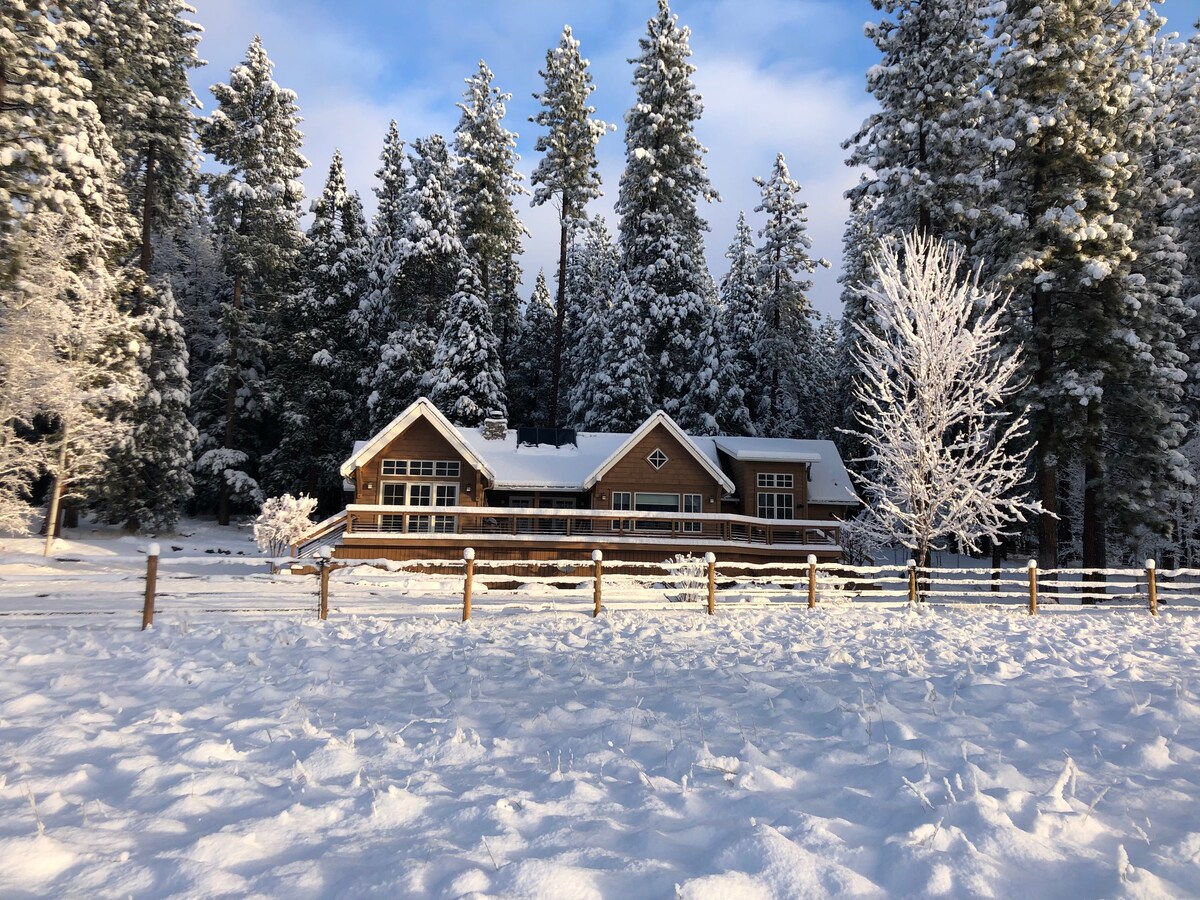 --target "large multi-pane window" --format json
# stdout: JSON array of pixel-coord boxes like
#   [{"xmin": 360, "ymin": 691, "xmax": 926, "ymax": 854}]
[
  {"xmin": 757, "ymin": 472, "xmax": 794, "ymax": 489},
  {"xmin": 635, "ymin": 492, "xmax": 677, "ymax": 532},
  {"xmin": 757, "ymin": 492, "xmax": 794, "ymax": 519},
  {"xmin": 381, "ymin": 459, "xmax": 461, "ymax": 478},
  {"xmin": 381, "ymin": 483, "xmax": 406, "ymax": 505},
  {"xmin": 375, "ymin": 458, "xmax": 461, "ymax": 532}
]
